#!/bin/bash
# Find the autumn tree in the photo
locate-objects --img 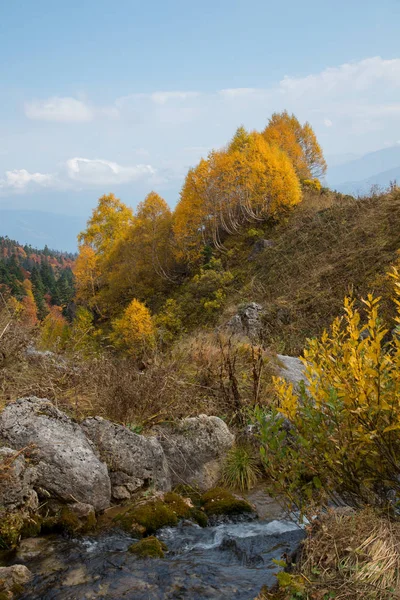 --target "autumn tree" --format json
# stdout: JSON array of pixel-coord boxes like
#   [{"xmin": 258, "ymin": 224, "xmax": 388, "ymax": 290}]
[
  {"xmin": 103, "ymin": 192, "xmax": 174, "ymax": 315},
  {"xmin": 111, "ymin": 298, "xmax": 155, "ymax": 357},
  {"xmin": 173, "ymin": 129, "xmax": 301, "ymax": 262},
  {"xmin": 75, "ymin": 194, "xmax": 134, "ymax": 318},
  {"xmin": 21, "ymin": 279, "xmax": 38, "ymax": 326},
  {"xmin": 262, "ymin": 111, "xmax": 327, "ymax": 180}
]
